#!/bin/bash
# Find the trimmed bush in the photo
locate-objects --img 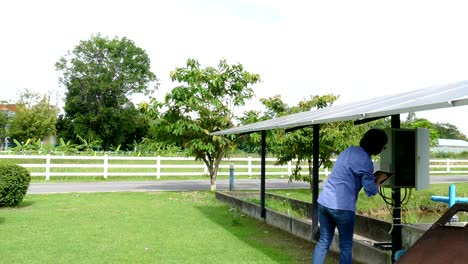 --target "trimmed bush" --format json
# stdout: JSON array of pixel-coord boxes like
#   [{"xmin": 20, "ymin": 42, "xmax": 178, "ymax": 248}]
[{"xmin": 0, "ymin": 161, "xmax": 31, "ymax": 206}]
